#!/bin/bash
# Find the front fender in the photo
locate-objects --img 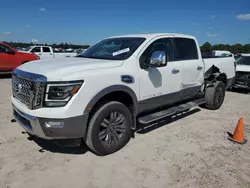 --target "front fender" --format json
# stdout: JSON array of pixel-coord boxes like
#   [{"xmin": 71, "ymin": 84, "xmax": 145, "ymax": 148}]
[{"xmin": 83, "ymin": 85, "xmax": 138, "ymax": 115}]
